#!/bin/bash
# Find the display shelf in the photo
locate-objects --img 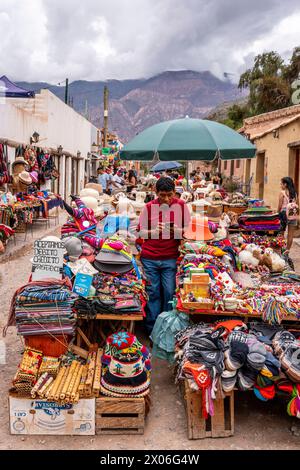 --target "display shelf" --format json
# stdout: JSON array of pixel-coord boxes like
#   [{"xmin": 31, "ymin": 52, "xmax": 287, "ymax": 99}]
[{"xmin": 176, "ymin": 307, "xmax": 298, "ymax": 322}]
